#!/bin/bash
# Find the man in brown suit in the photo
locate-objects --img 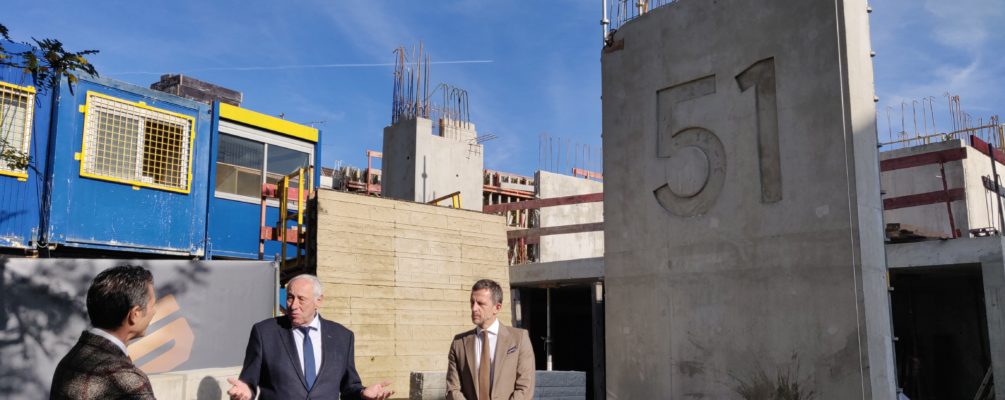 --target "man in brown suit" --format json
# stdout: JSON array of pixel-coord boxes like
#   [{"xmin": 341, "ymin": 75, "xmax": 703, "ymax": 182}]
[
  {"xmin": 447, "ymin": 279, "xmax": 535, "ymax": 400},
  {"xmin": 50, "ymin": 265, "xmax": 158, "ymax": 400}
]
